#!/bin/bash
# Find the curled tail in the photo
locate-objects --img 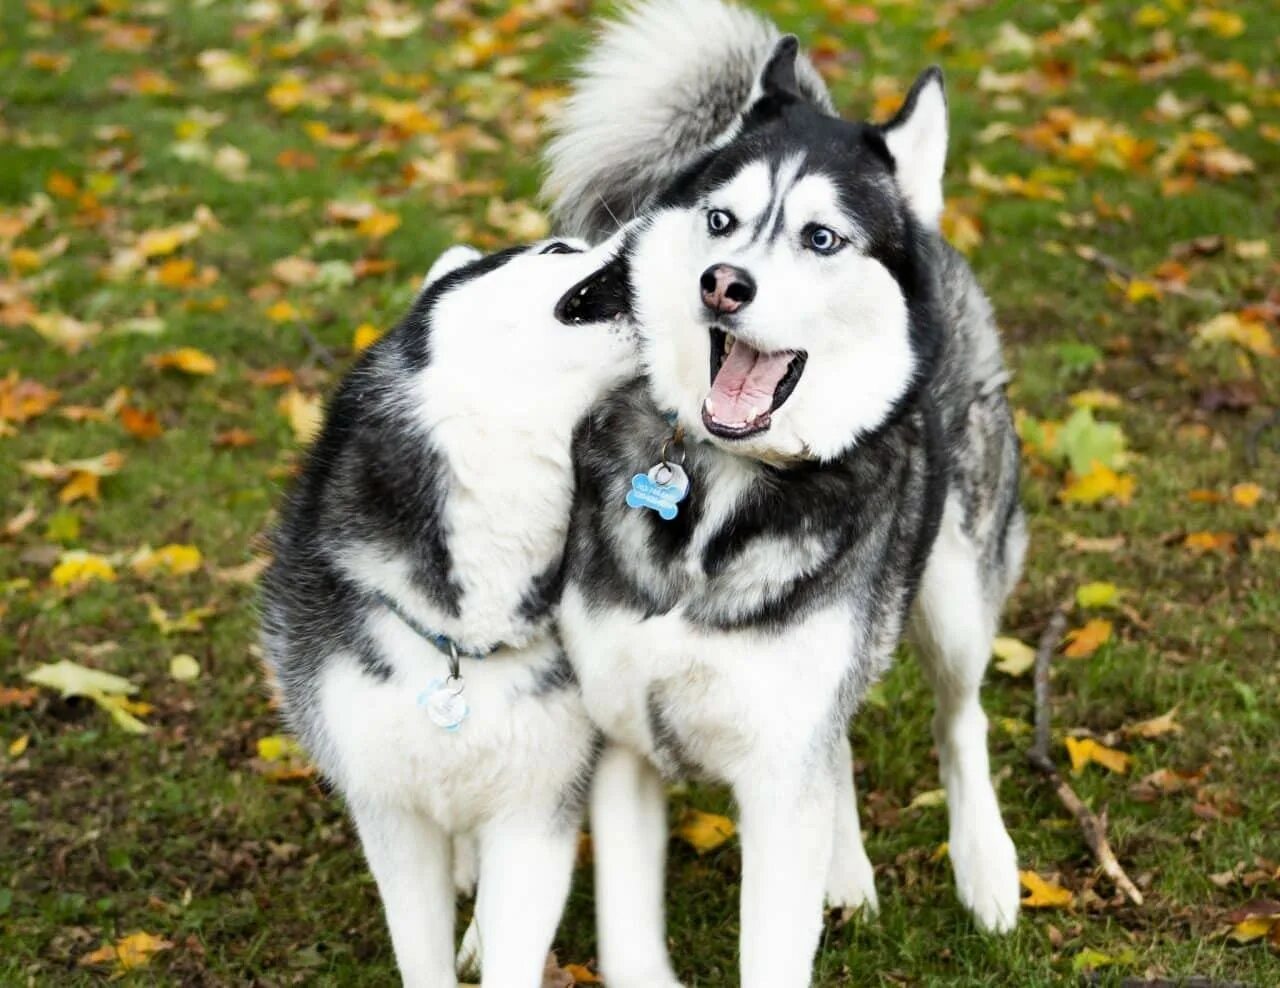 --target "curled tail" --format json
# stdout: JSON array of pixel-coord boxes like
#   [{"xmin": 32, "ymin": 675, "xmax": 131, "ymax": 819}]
[{"xmin": 543, "ymin": 0, "xmax": 833, "ymax": 240}]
